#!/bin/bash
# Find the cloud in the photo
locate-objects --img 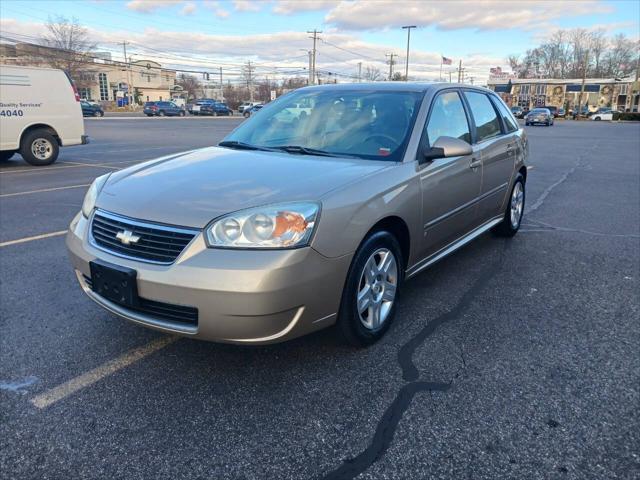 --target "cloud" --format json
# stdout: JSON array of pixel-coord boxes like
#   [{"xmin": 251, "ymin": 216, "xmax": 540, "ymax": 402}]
[
  {"xmin": 180, "ymin": 2, "xmax": 197, "ymax": 15},
  {"xmin": 324, "ymin": 0, "xmax": 613, "ymax": 31},
  {"xmin": 203, "ymin": 1, "xmax": 230, "ymax": 18},
  {"xmin": 126, "ymin": 0, "xmax": 183, "ymax": 13},
  {"xmin": 272, "ymin": 0, "xmax": 339, "ymax": 15},
  {"xmin": 233, "ymin": 0, "xmax": 261, "ymax": 12},
  {"xmin": 0, "ymin": 17, "xmax": 509, "ymax": 84}
]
